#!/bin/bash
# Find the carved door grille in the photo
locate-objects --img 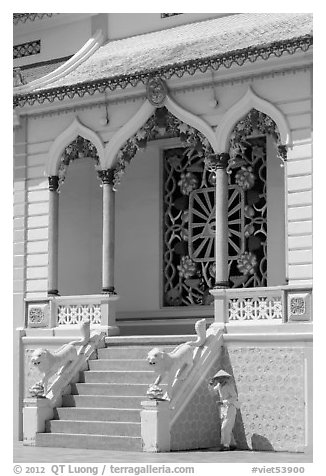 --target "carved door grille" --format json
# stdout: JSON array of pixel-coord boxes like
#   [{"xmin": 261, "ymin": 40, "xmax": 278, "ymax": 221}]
[{"xmin": 162, "ymin": 137, "xmax": 267, "ymax": 307}]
